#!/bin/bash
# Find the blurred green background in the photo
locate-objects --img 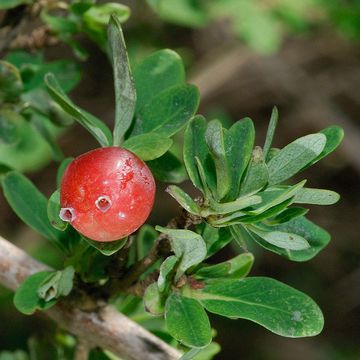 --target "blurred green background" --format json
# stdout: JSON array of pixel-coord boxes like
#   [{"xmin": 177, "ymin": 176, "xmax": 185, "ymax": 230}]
[{"xmin": 0, "ymin": 0, "xmax": 359, "ymax": 359}]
